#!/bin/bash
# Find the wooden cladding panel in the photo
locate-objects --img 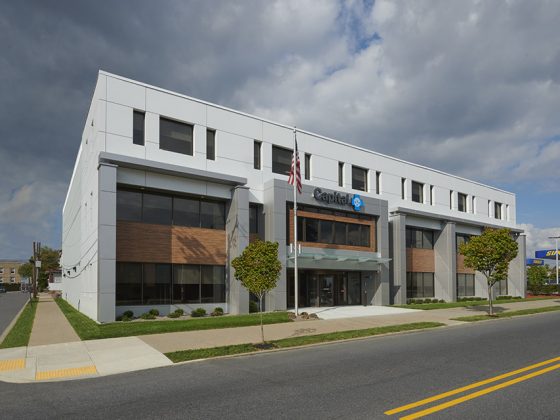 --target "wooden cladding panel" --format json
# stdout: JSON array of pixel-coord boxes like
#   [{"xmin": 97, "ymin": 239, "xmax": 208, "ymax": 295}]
[
  {"xmin": 456, "ymin": 254, "xmax": 475, "ymax": 274},
  {"xmin": 117, "ymin": 221, "xmax": 226, "ymax": 265},
  {"xmin": 406, "ymin": 248, "xmax": 435, "ymax": 272},
  {"xmin": 288, "ymin": 209, "xmax": 376, "ymax": 252}
]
